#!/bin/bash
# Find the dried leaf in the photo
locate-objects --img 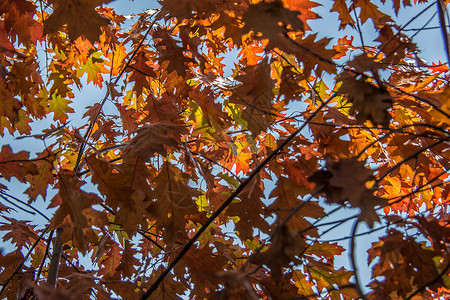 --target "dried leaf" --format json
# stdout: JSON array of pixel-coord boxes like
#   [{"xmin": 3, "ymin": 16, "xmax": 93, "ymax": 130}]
[
  {"xmin": 338, "ymin": 72, "xmax": 392, "ymax": 126},
  {"xmin": 44, "ymin": 0, "xmax": 112, "ymax": 42}
]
